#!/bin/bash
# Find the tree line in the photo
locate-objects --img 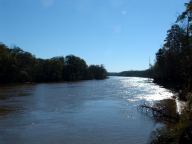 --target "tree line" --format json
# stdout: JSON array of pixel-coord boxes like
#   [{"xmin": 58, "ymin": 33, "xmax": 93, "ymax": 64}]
[
  {"xmin": 0, "ymin": 43, "xmax": 107, "ymax": 83},
  {"xmin": 108, "ymin": 70, "xmax": 151, "ymax": 78},
  {"xmin": 149, "ymin": 1, "xmax": 192, "ymax": 143},
  {"xmin": 151, "ymin": 0, "xmax": 192, "ymax": 99}
]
